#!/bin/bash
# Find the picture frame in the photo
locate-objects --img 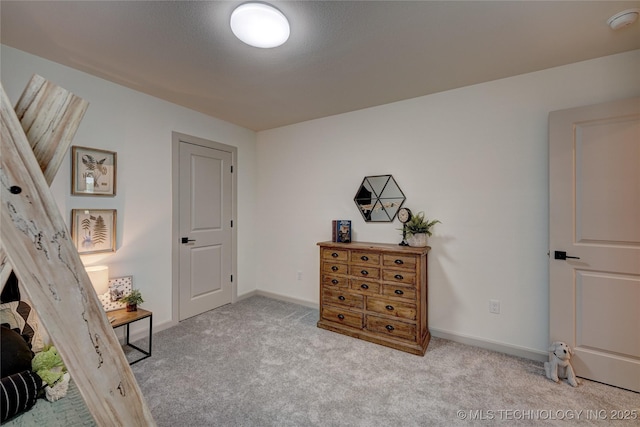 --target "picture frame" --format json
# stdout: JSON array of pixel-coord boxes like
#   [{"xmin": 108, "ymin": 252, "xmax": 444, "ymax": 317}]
[
  {"xmin": 98, "ymin": 276, "xmax": 133, "ymax": 312},
  {"xmin": 71, "ymin": 209, "xmax": 117, "ymax": 254},
  {"xmin": 71, "ymin": 145, "xmax": 117, "ymax": 196}
]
